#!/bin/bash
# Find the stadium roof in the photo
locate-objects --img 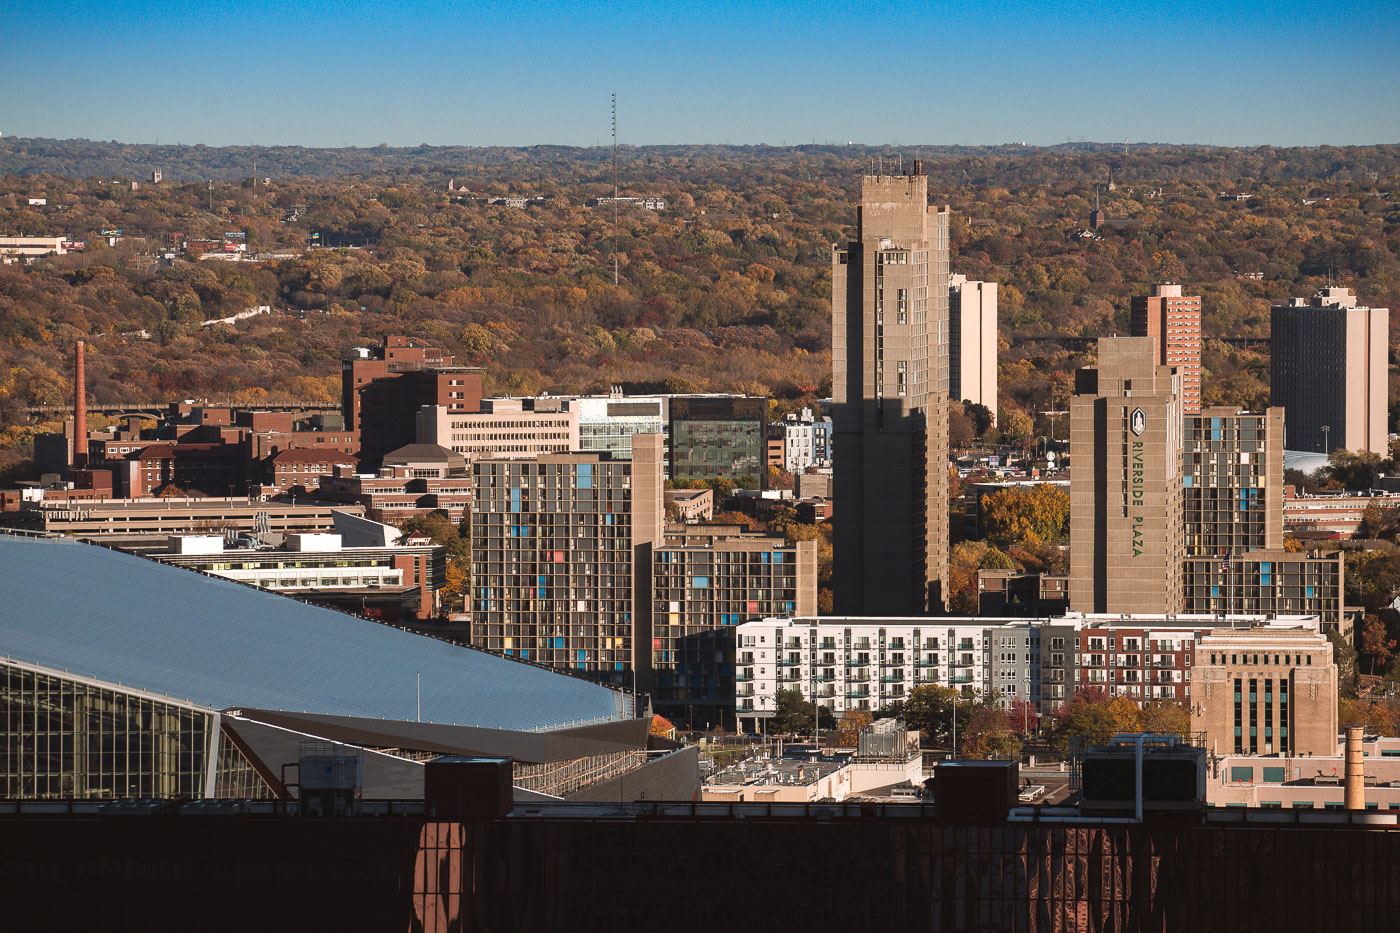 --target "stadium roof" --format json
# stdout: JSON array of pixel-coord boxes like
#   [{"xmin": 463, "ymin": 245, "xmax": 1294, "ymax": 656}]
[{"xmin": 0, "ymin": 534, "xmax": 630, "ymax": 731}]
